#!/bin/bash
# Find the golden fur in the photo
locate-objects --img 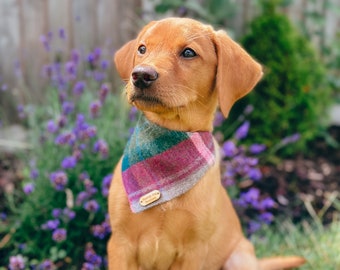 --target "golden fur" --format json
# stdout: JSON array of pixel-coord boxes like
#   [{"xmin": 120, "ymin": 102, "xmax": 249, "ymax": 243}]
[{"xmin": 108, "ymin": 17, "xmax": 305, "ymax": 270}]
